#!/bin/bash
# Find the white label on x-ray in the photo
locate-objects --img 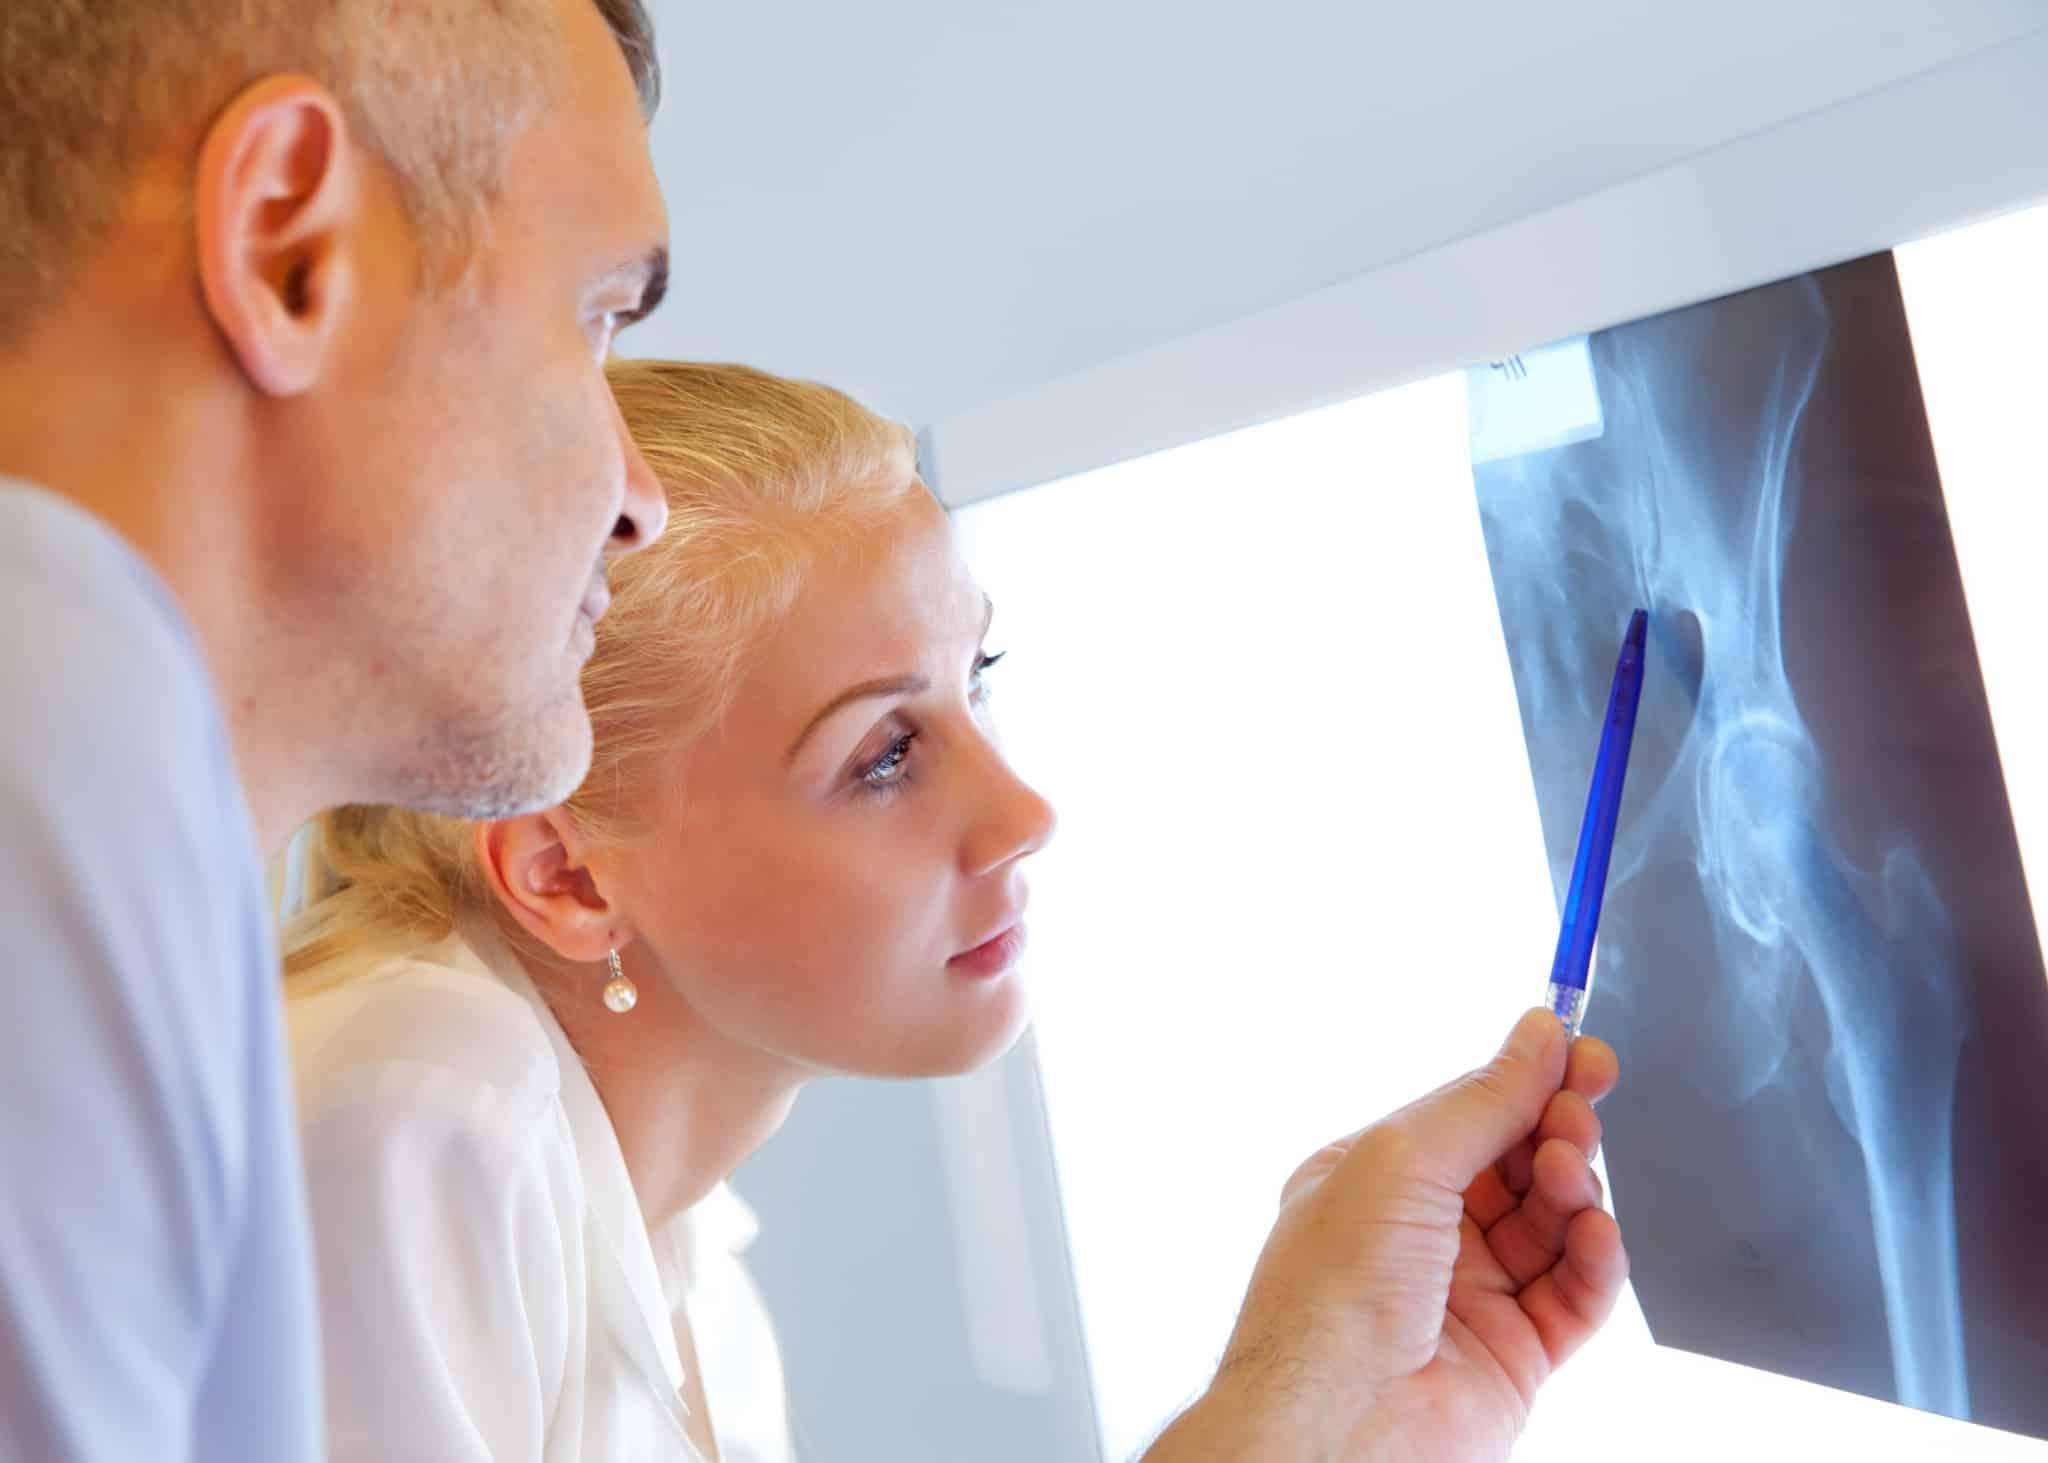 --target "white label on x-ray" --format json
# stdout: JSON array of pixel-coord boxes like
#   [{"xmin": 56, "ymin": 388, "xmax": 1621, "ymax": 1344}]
[{"xmin": 1466, "ymin": 335, "xmax": 1605, "ymax": 465}]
